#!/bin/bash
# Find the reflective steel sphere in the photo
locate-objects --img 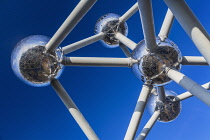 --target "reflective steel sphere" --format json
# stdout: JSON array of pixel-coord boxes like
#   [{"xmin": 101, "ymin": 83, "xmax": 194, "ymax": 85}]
[
  {"xmin": 131, "ymin": 37, "xmax": 182, "ymax": 86},
  {"xmin": 147, "ymin": 89, "xmax": 181, "ymax": 122},
  {"xmin": 94, "ymin": 13, "xmax": 128, "ymax": 48},
  {"xmin": 11, "ymin": 35, "xmax": 64, "ymax": 87}
]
